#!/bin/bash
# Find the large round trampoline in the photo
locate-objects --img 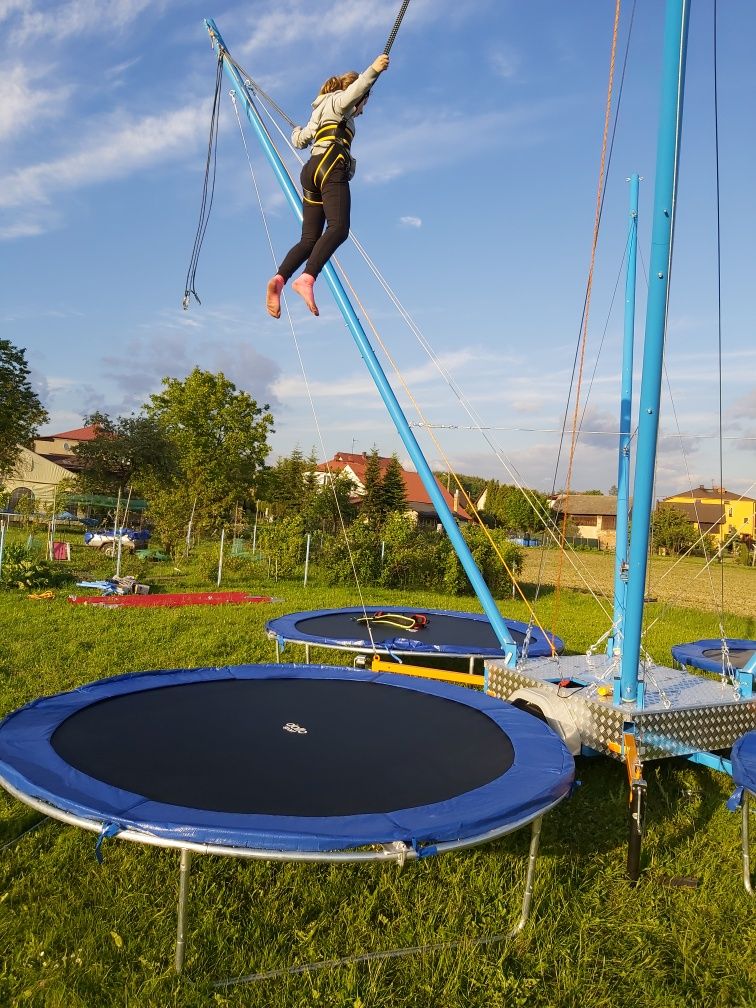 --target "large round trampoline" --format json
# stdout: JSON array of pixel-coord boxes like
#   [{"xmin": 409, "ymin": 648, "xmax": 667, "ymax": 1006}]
[
  {"xmin": 267, "ymin": 607, "xmax": 563, "ymax": 668},
  {"xmin": 672, "ymin": 639, "xmax": 756, "ymax": 676},
  {"xmin": 0, "ymin": 663, "xmax": 574, "ymax": 971}
]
